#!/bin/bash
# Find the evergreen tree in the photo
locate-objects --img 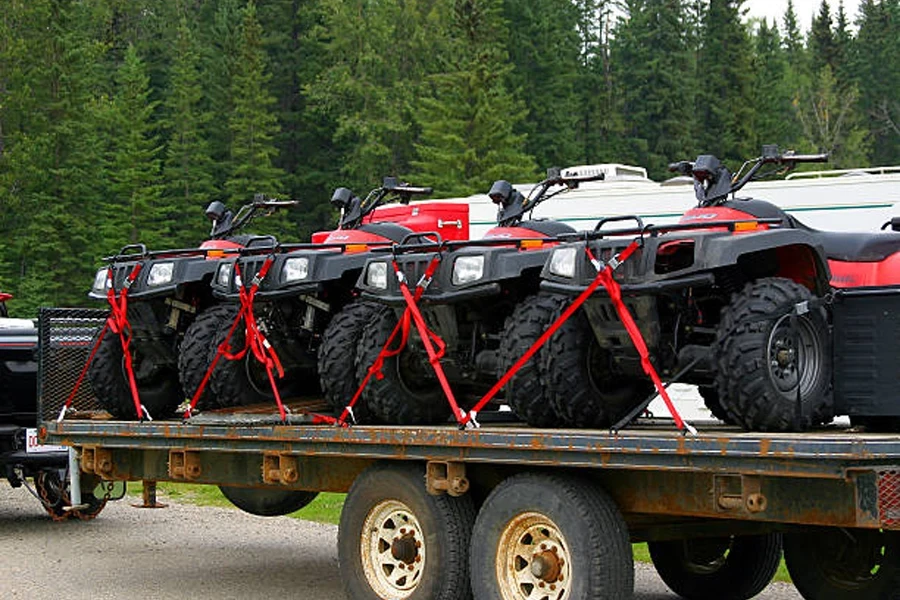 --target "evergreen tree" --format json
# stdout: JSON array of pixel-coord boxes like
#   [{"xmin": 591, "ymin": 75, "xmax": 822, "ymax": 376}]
[
  {"xmin": 503, "ymin": 0, "xmax": 583, "ymax": 168},
  {"xmin": 104, "ymin": 44, "xmax": 166, "ymax": 249},
  {"xmin": 412, "ymin": 0, "xmax": 537, "ymax": 196},
  {"xmin": 696, "ymin": 0, "xmax": 756, "ymax": 161},
  {"xmin": 225, "ymin": 1, "xmax": 285, "ymax": 204},
  {"xmin": 852, "ymin": 0, "xmax": 900, "ymax": 164},
  {"xmin": 163, "ymin": 17, "xmax": 217, "ymax": 247},
  {"xmin": 753, "ymin": 19, "xmax": 803, "ymax": 149},
  {"xmin": 611, "ymin": 0, "xmax": 696, "ymax": 178},
  {"xmin": 809, "ymin": 1, "xmax": 837, "ymax": 74}
]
